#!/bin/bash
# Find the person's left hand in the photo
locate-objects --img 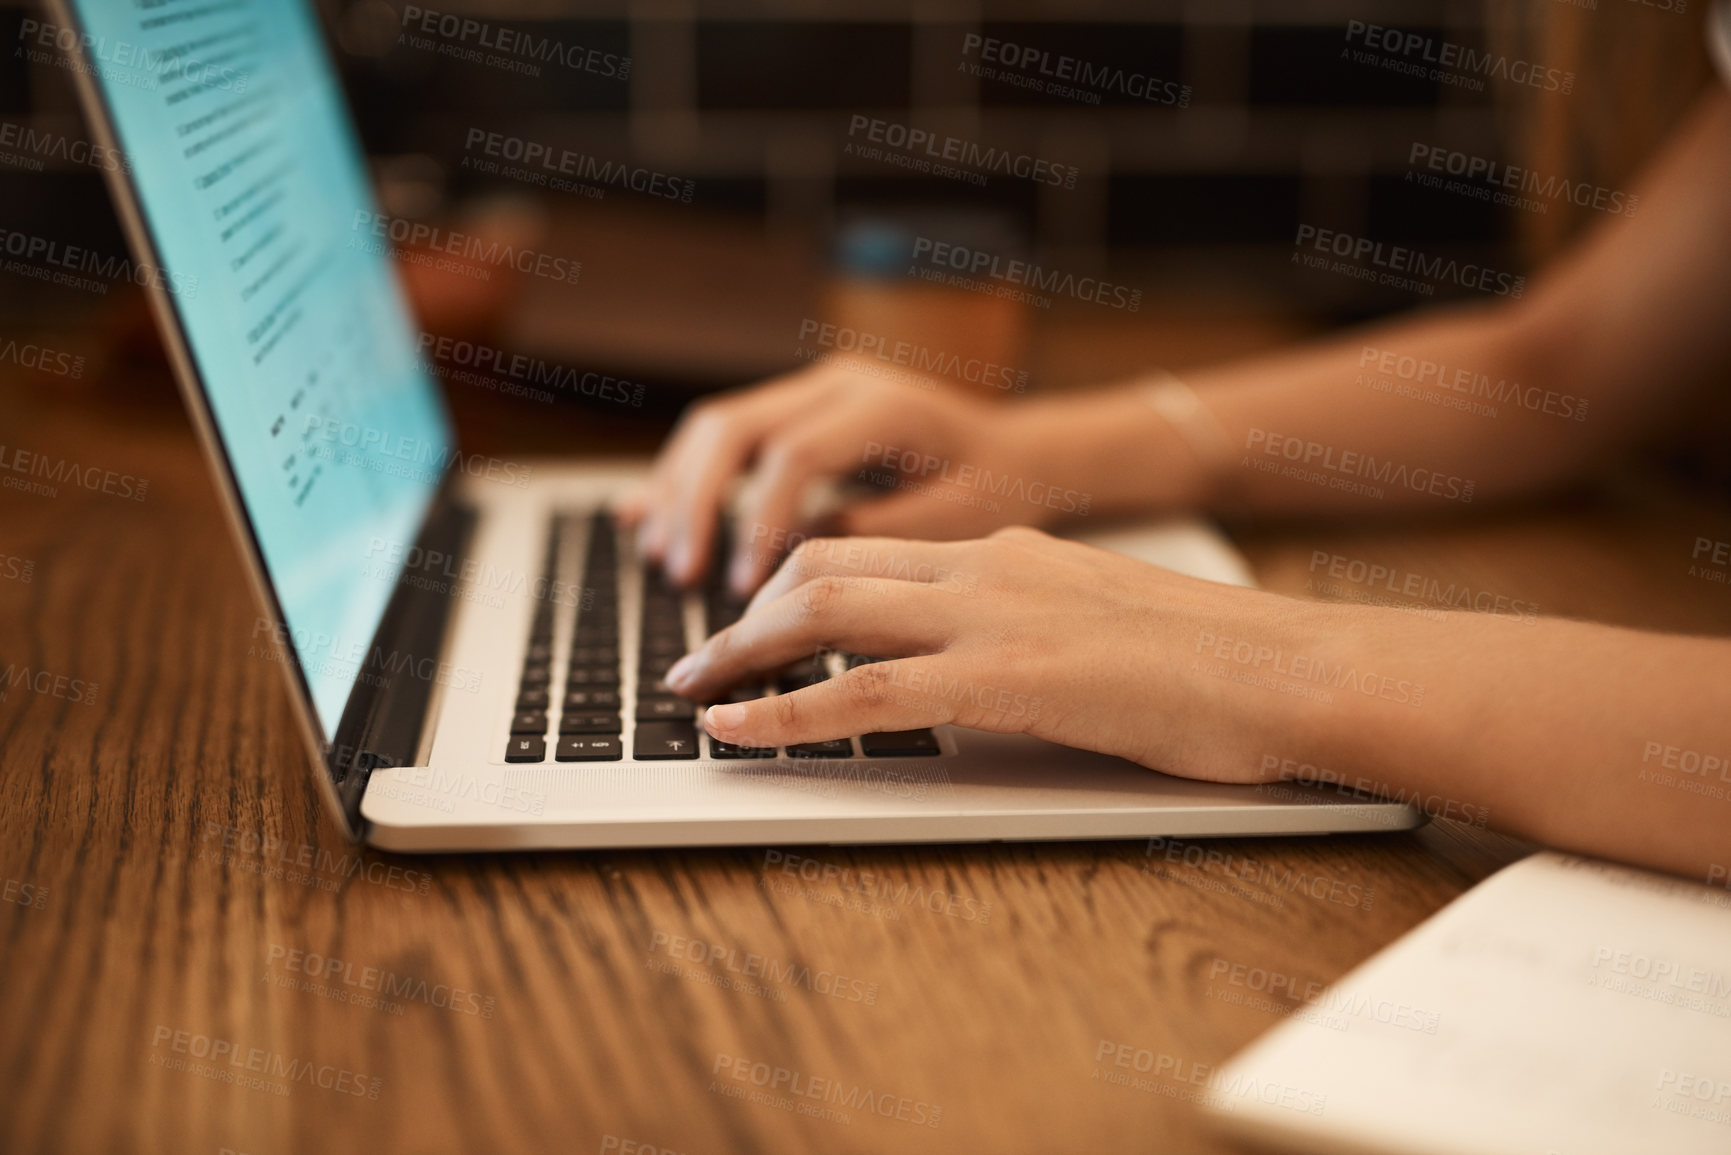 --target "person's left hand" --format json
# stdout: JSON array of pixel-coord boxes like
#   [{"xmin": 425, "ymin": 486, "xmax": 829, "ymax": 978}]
[{"xmin": 663, "ymin": 527, "xmax": 1311, "ymax": 783}]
